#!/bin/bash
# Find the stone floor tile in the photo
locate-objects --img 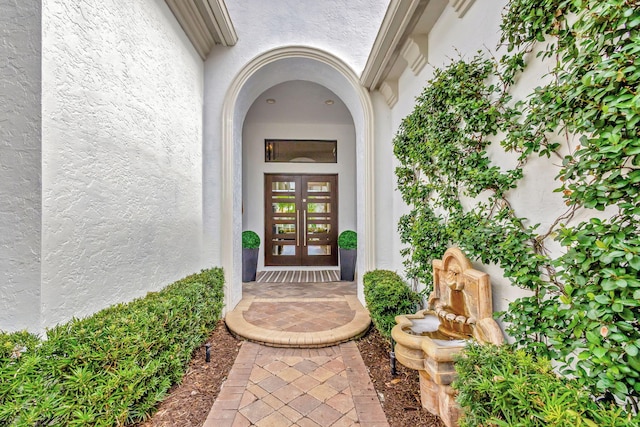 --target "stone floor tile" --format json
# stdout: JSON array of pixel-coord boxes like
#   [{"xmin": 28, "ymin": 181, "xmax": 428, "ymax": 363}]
[
  {"xmin": 272, "ymin": 383, "xmax": 304, "ymax": 404},
  {"xmin": 332, "ymin": 414, "xmax": 360, "ymax": 427},
  {"xmin": 296, "ymin": 417, "xmax": 322, "ymax": 427},
  {"xmin": 239, "ymin": 399, "xmax": 273, "ymax": 425},
  {"xmin": 293, "ymin": 359, "xmax": 319, "ymax": 374},
  {"xmin": 292, "ymin": 375, "xmax": 320, "ymax": 392},
  {"xmin": 307, "ymin": 403, "xmax": 342, "ymax": 426},
  {"xmin": 264, "ymin": 360, "xmax": 289, "ymax": 374},
  {"xmin": 258, "ymin": 375, "xmax": 288, "ymax": 393},
  {"xmin": 325, "ymin": 392, "xmax": 355, "ymax": 413},
  {"xmin": 238, "ymin": 391, "xmax": 257, "ymax": 409},
  {"xmin": 262, "ymin": 393, "xmax": 285, "ymax": 410},
  {"xmin": 308, "ymin": 383, "xmax": 339, "ymax": 402},
  {"xmin": 288, "ymin": 394, "xmax": 322, "ymax": 416},
  {"xmin": 231, "ymin": 413, "xmax": 252, "ymax": 427},
  {"xmin": 322, "ymin": 358, "xmax": 346, "ymax": 373},
  {"xmin": 325, "ymin": 373, "xmax": 350, "ymax": 392},
  {"xmin": 279, "ymin": 404, "xmax": 304, "ymax": 423},
  {"xmin": 278, "ymin": 366, "xmax": 304, "ymax": 382},
  {"xmin": 309, "ymin": 366, "xmax": 335, "ymax": 383},
  {"xmin": 247, "ymin": 383, "xmax": 270, "ymax": 399},
  {"xmin": 255, "ymin": 411, "xmax": 292, "ymax": 427},
  {"xmin": 249, "ymin": 366, "xmax": 272, "ymax": 383}
]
